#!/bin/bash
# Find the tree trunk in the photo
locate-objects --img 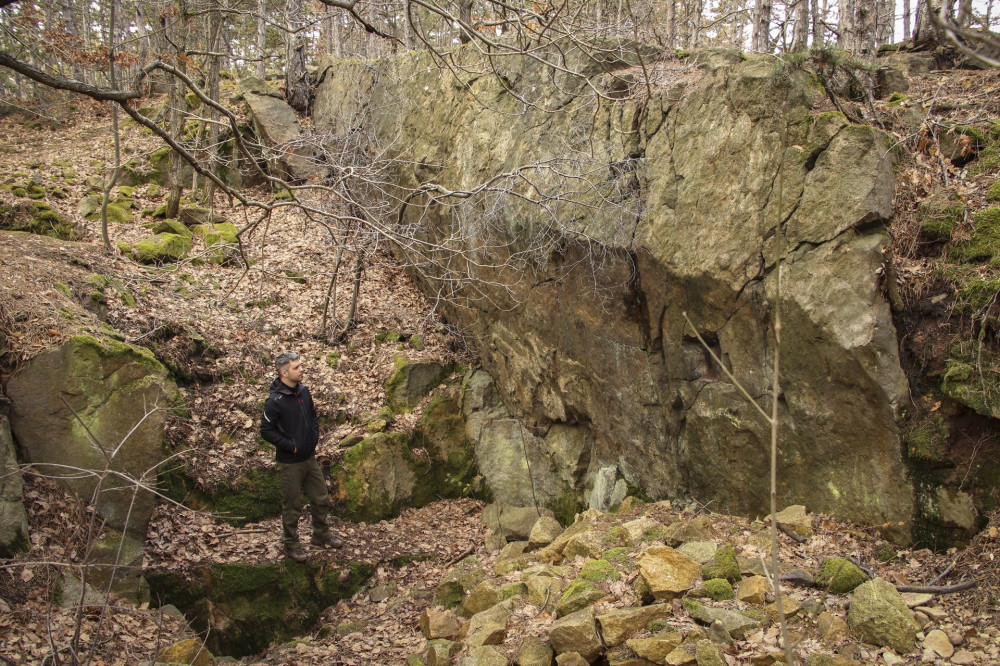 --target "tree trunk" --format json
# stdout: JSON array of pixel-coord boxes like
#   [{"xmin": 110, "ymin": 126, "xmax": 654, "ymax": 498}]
[
  {"xmin": 256, "ymin": 0, "xmax": 267, "ymax": 78},
  {"xmin": 458, "ymin": 0, "xmax": 473, "ymax": 44},
  {"xmin": 957, "ymin": 0, "xmax": 972, "ymax": 27},
  {"xmin": 914, "ymin": 0, "xmax": 942, "ymax": 49},
  {"xmin": 285, "ymin": 0, "xmax": 309, "ymax": 114},
  {"xmin": 839, "ymin": 0, "xmax": 856, "ymax": 51},
  {"xmin": 791, "ymin": 0, "xmax": 809, "ymax": 51},
  {"xmin": 811, "ymin": 0, "xmax": 823, "ymax": 47},
  {"xmin": 753, "ymin": 0, "xmax": 773, "ymax": 52}
]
